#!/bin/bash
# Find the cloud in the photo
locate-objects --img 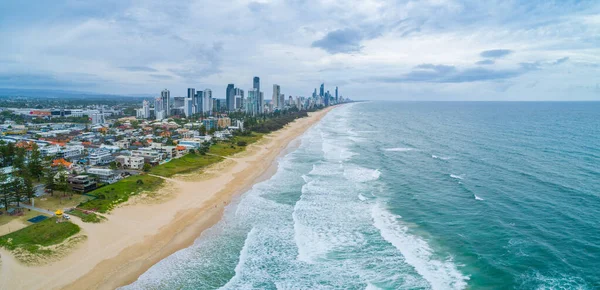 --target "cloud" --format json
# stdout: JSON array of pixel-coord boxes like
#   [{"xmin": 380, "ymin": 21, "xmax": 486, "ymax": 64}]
[
  {"xmin": 551, "ymin": 57, "xmax": 569, "ymax": 65},
  {"xmin": 311, "ymin": 28, "xmax": 365, "ymax": 54},
  {"xmin": 476, "ymin": 59, "xmax": 495, "ymax": 65},
  {"xmin": 149, "ymin": 74, "xmax": 173, "ymax": 80},
  {"xmin": 371, "ymin": 63, "xmax": 529, "ymax": 84},
  {"xmin": 480, "ymin": 49, "xmax": 513, "ymax": 58},
  {"xmin": 120, "ymin": 66, "xmax": 157, "ymax": 72}
]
